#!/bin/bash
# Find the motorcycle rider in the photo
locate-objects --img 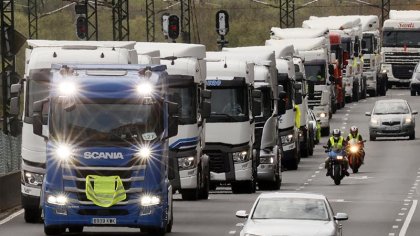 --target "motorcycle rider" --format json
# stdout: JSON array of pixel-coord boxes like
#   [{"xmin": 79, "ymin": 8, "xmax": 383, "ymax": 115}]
[
  {"xmin": 346, "ymin": 126, "xmax": 365, "ymax": 163},
  {"xmin": 325, "ymin": 129, "xmax": 350, "ymax": 176}
]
